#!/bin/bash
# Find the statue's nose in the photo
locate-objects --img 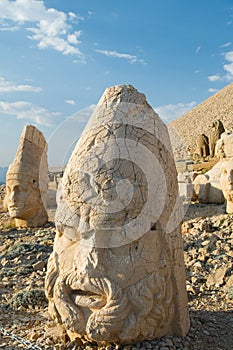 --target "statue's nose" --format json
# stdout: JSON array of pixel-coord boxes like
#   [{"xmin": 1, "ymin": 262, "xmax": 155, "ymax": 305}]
[{"xmin": 10, "ymin": 190, "xmax": 17, "ymax": 201}]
